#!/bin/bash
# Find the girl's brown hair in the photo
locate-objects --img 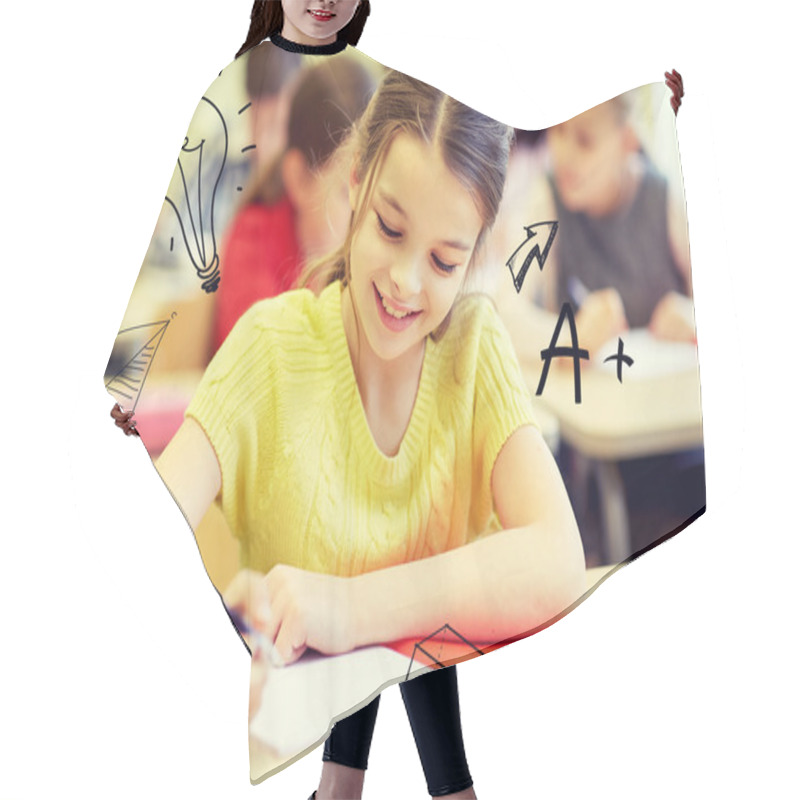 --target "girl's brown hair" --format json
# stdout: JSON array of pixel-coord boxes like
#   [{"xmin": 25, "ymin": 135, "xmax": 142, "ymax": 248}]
[
  {"xmin": 301, "ymin": 70, "xmax": 514, "ymax": 339},
  {"xmin": 236, "ymin": 1, "xmax": 372, "ymax": 59}
]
